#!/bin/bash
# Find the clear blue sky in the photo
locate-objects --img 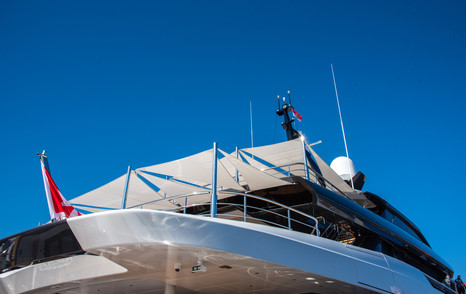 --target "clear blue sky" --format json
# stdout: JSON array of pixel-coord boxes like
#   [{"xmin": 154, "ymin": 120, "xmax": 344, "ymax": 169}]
[{"xmin": 1, "ymin": 0, "xmax": 465, "ymax": 279}]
